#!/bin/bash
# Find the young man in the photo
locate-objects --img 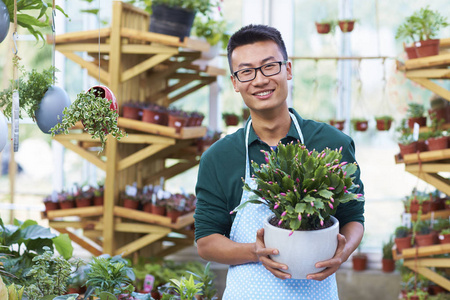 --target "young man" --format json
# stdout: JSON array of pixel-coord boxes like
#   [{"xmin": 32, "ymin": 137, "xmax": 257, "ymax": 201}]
[{"xmin": 194, "ymin": 24, "xmax": 365, "ymax": 299}]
